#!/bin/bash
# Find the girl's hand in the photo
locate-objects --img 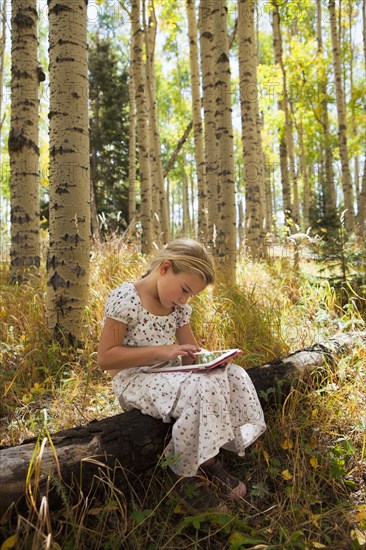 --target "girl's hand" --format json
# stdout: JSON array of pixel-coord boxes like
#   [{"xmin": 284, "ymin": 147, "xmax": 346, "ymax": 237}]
[{"xmin": 160, "ymin": 344, "xmax": 200, "ymax": 362}]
